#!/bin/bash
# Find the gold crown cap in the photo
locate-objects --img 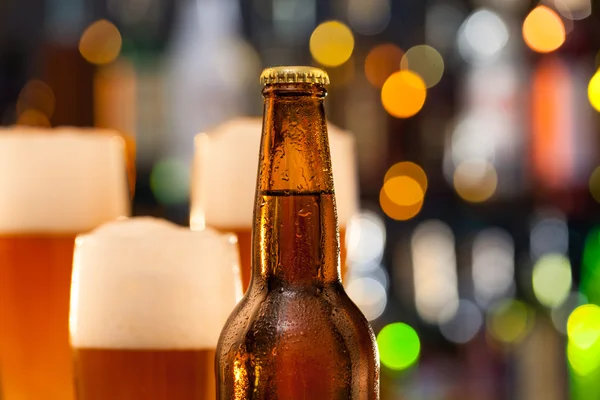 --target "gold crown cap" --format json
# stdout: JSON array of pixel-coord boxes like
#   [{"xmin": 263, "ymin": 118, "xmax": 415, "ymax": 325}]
[{"xmin": 260, "ymin": 66, "xmax": 330, "ymax": 85}]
